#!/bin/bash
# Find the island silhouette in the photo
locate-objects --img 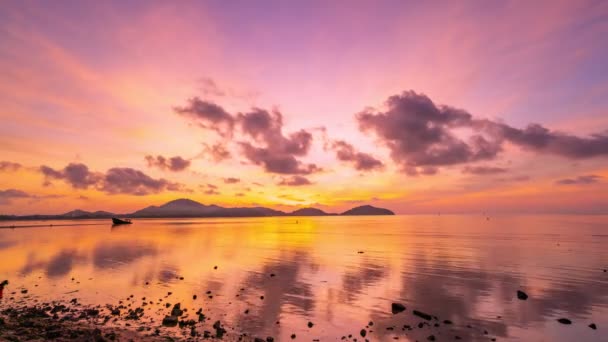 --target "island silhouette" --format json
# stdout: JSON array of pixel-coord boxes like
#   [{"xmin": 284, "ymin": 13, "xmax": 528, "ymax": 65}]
[{"xmin": 0, "ymin": 198, "xmax": 394, "ymax": 220}]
